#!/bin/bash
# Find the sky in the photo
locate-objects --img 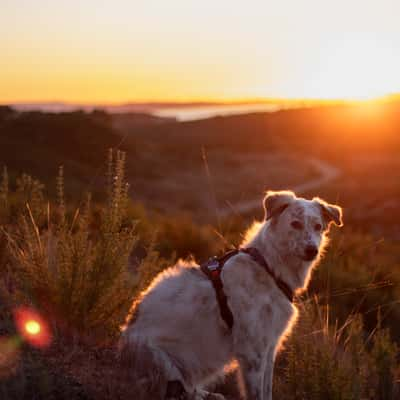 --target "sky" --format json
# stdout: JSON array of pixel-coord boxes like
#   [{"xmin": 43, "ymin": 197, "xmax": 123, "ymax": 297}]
[{"xmin": 2, "ymin": 0, "xmax": 400, "ymax": 103}]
